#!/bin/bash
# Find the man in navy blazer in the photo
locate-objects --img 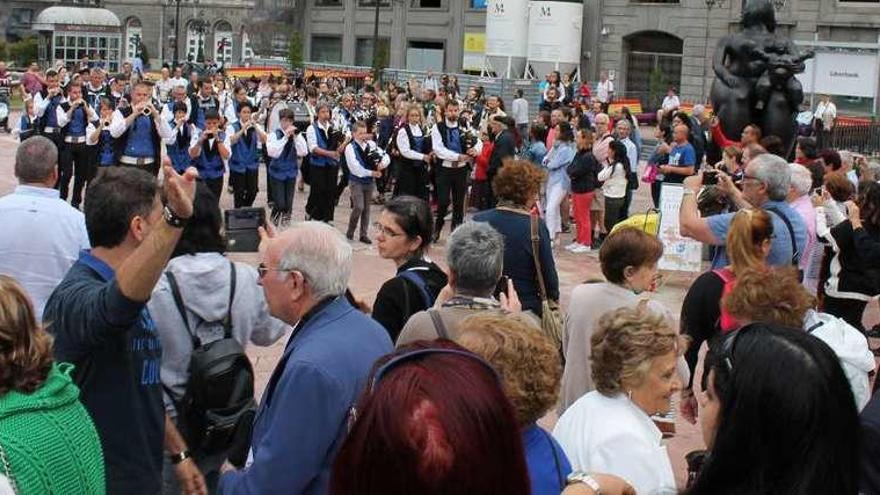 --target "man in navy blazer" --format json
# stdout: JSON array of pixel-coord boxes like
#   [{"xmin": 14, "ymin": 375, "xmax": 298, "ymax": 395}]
[{"xmin": 218, "ymin": 222, "xmax": 393, "ymax": 494}]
